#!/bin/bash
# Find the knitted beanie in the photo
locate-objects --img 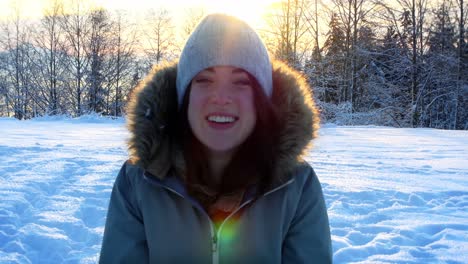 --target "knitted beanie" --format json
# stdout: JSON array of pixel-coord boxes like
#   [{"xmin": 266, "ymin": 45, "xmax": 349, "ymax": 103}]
[{"xmin": 176, "ymin": 13, "xmax": 272, "ymax": 106}]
